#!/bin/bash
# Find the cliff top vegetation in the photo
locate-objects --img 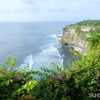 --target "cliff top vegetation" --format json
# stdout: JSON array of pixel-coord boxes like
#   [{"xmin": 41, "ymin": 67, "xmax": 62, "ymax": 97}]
[
  {"xmin": 65, "ymin": 20, "xmax": 100, "ymax": 28},
  {"xmin": 62, "ymin": 20, "xmax": 100, "ymax": 49}
]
